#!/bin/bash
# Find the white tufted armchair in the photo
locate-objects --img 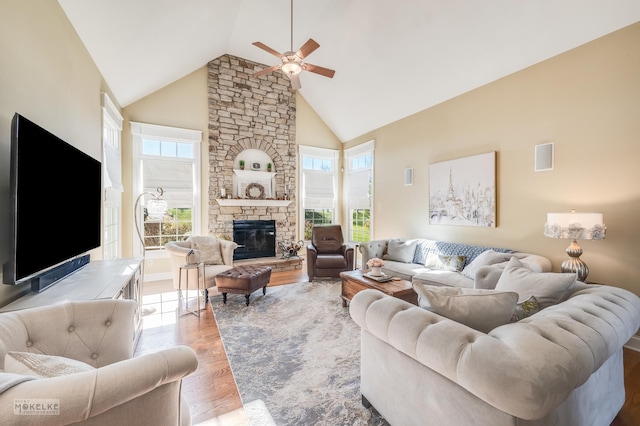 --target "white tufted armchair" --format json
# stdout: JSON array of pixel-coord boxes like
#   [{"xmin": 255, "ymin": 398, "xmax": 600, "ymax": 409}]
[
  {"xmin": 0, "ymin": 299, "xmax": 198, "ymax": 425},
  {"xmin": 165, "ymin": 236, "xmax": 238, "ymax": 297}
]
